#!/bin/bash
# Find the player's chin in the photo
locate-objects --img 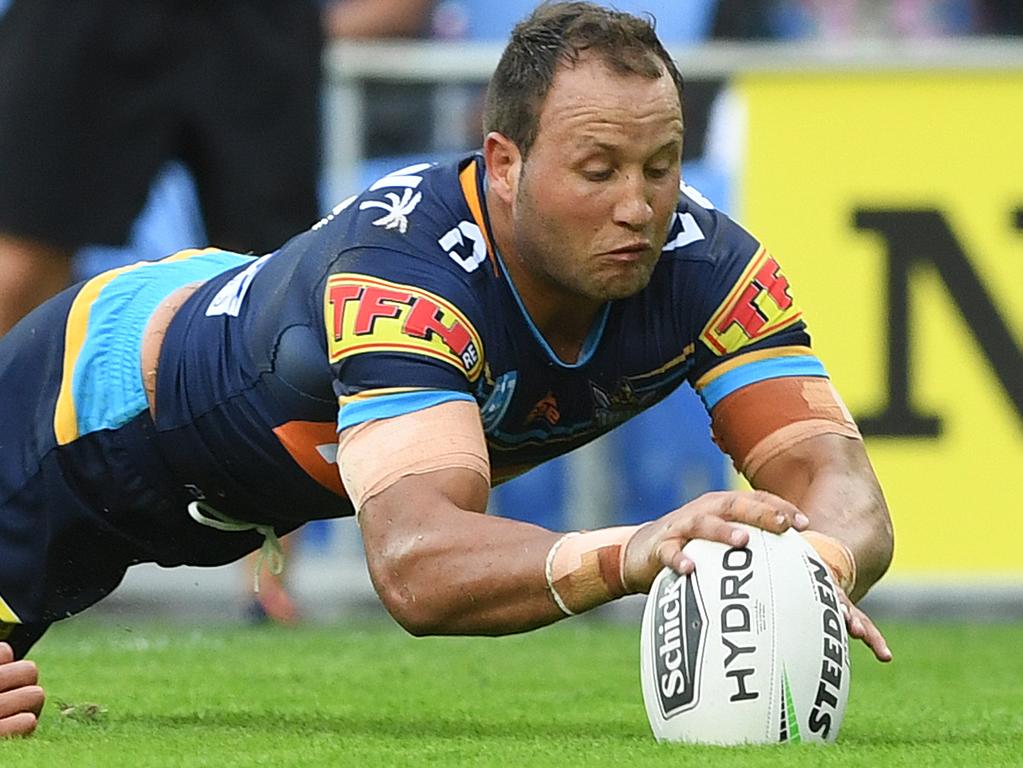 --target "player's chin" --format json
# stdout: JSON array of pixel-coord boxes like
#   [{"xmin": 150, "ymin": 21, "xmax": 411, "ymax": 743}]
[{"xmin": 592, "ymin": 263, "xmax": 657, "ymax": 300}]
